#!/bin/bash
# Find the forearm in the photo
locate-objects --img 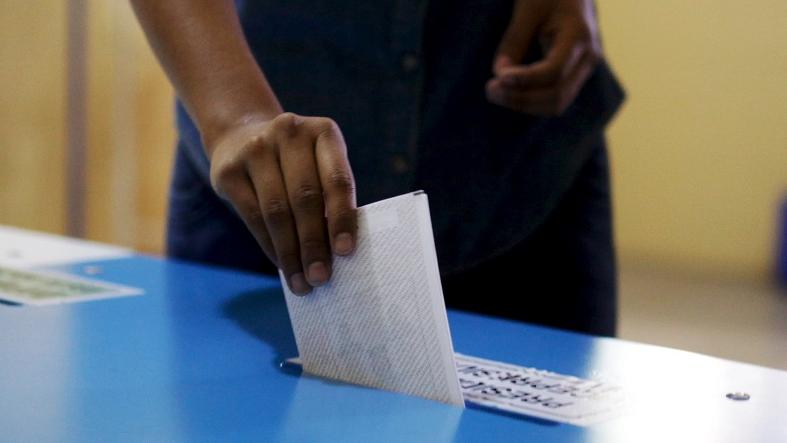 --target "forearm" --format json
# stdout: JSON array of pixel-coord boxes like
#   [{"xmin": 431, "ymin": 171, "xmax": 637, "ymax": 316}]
[{"xmin": 130, "ymin": 0, "xmax": 282, "ymax": 152}]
